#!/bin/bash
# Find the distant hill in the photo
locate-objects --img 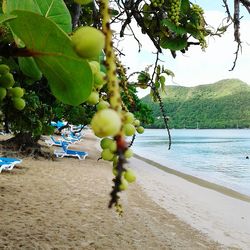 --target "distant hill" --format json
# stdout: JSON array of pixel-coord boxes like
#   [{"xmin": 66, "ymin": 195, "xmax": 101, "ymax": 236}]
[{"xmin": 142, "ymin": 79, "xmax": 250, "ymax": 129}]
